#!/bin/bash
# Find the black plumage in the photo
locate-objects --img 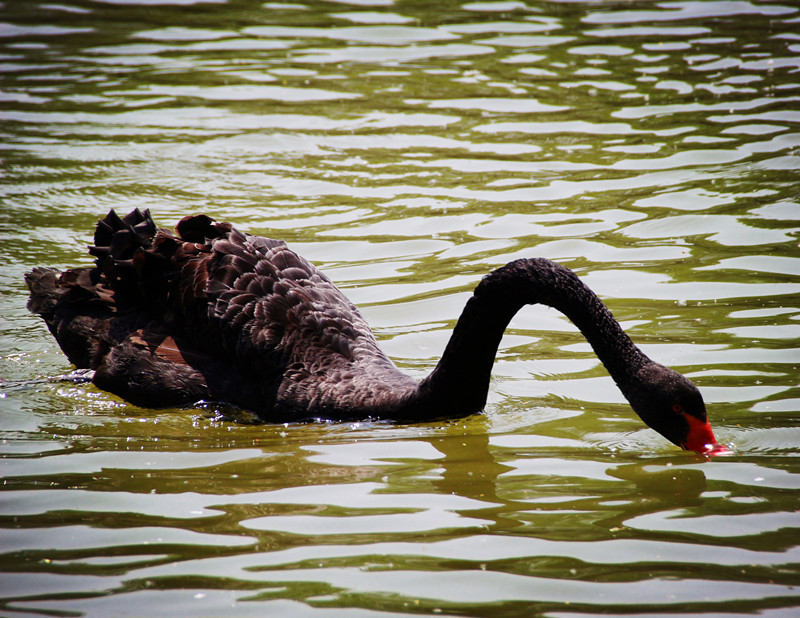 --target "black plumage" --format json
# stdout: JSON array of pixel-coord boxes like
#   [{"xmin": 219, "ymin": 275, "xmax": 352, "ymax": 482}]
[{"xmin": 26, "ymin": 209, "xmax": 724, "ymax": 454}]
